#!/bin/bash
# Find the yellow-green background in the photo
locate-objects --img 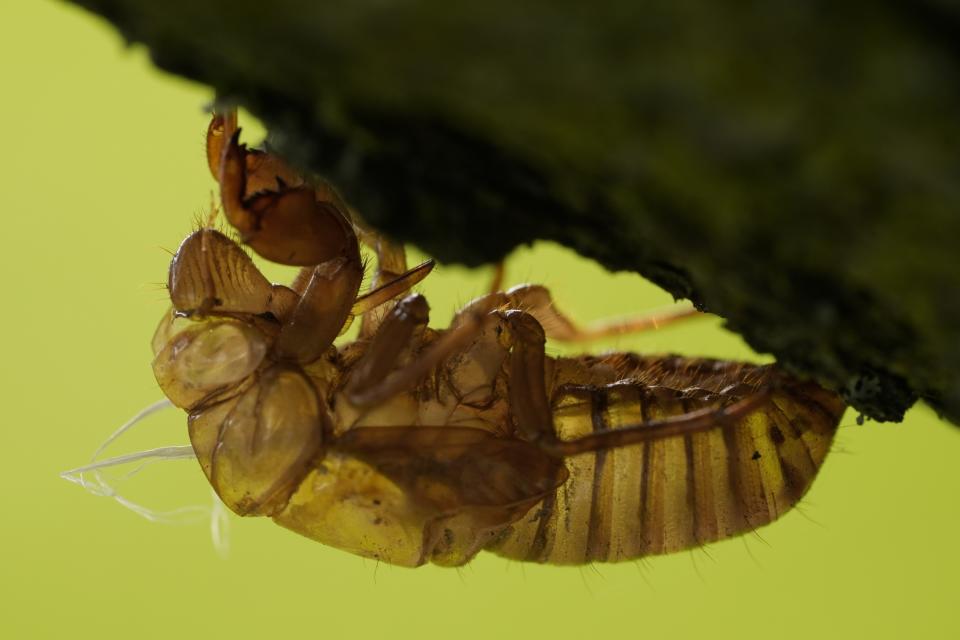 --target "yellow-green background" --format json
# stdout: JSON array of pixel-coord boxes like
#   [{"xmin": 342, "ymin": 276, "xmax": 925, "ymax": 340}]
[{"xmin": 3, "ymin": 2, "xmax": 958, "ymax": 638}]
